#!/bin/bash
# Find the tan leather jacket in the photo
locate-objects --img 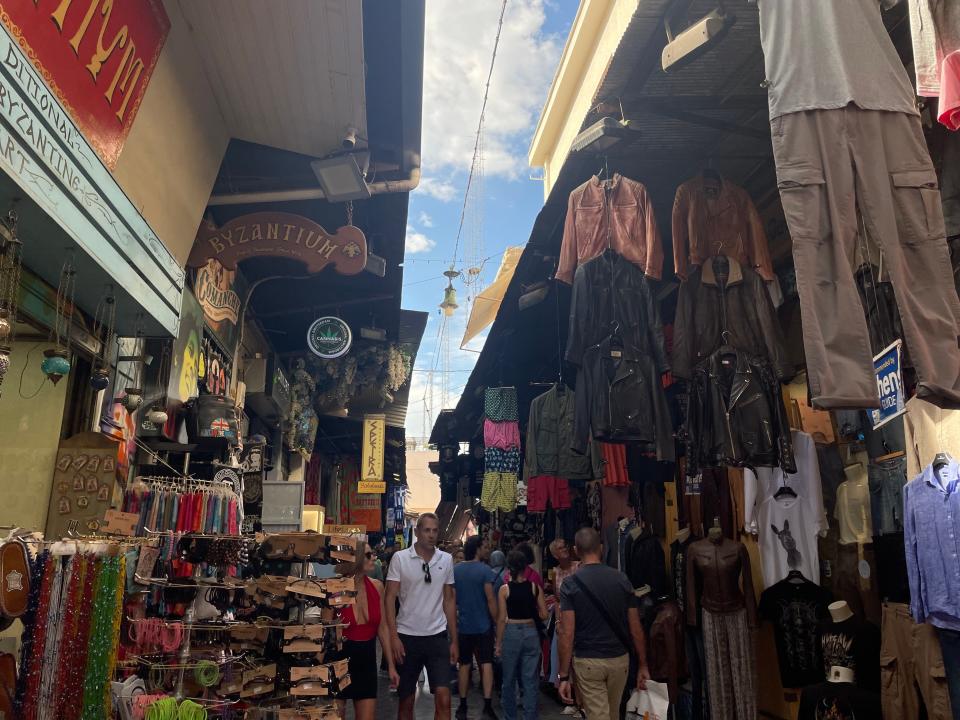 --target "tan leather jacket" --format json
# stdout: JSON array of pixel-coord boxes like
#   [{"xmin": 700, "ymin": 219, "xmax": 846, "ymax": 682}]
[
  {"xmin": 686, "ymin": 536, "xmax": 758, "ymax": 627},
  {"xmin": 556, "ymin": 174, "xmax": 663, "ymax": 284},
  {"xmin": 672, "ymin": 174, "xmax": 774, "ymax": 281}
]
